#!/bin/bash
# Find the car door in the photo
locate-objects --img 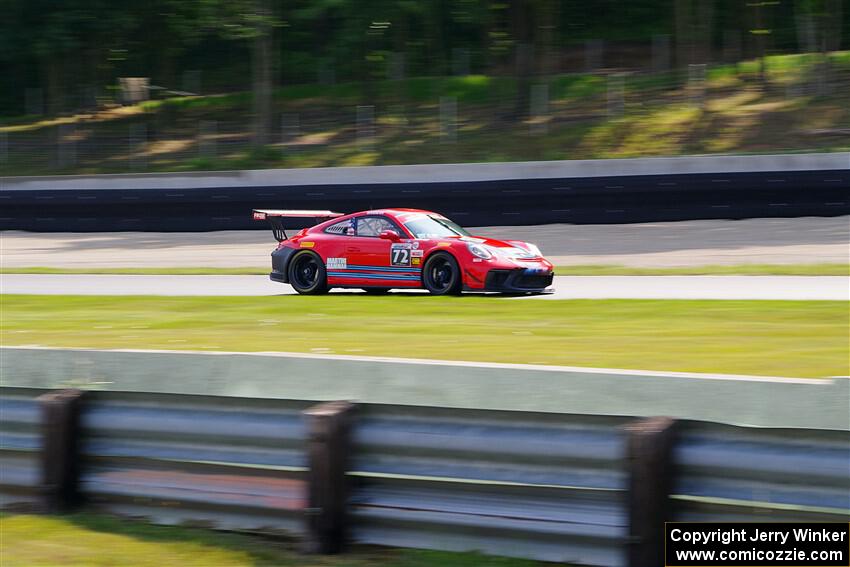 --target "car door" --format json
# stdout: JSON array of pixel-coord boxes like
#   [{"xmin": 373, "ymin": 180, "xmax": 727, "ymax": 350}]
[{"xmin": 347, "ymin": 215, "xmax": 418, "ymax": 286}]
